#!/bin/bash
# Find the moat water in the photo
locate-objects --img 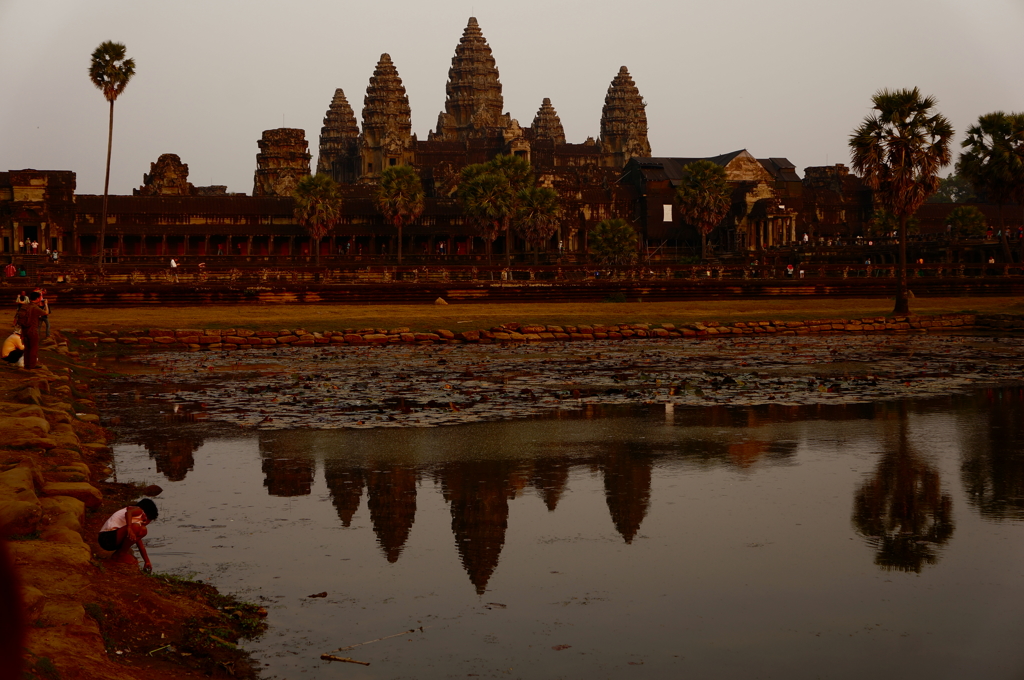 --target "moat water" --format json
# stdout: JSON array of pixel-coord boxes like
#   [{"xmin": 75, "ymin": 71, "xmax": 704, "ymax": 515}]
[{"xmin": 109, "ymin": 386, "xmax": 1024, "ymax": 679}]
